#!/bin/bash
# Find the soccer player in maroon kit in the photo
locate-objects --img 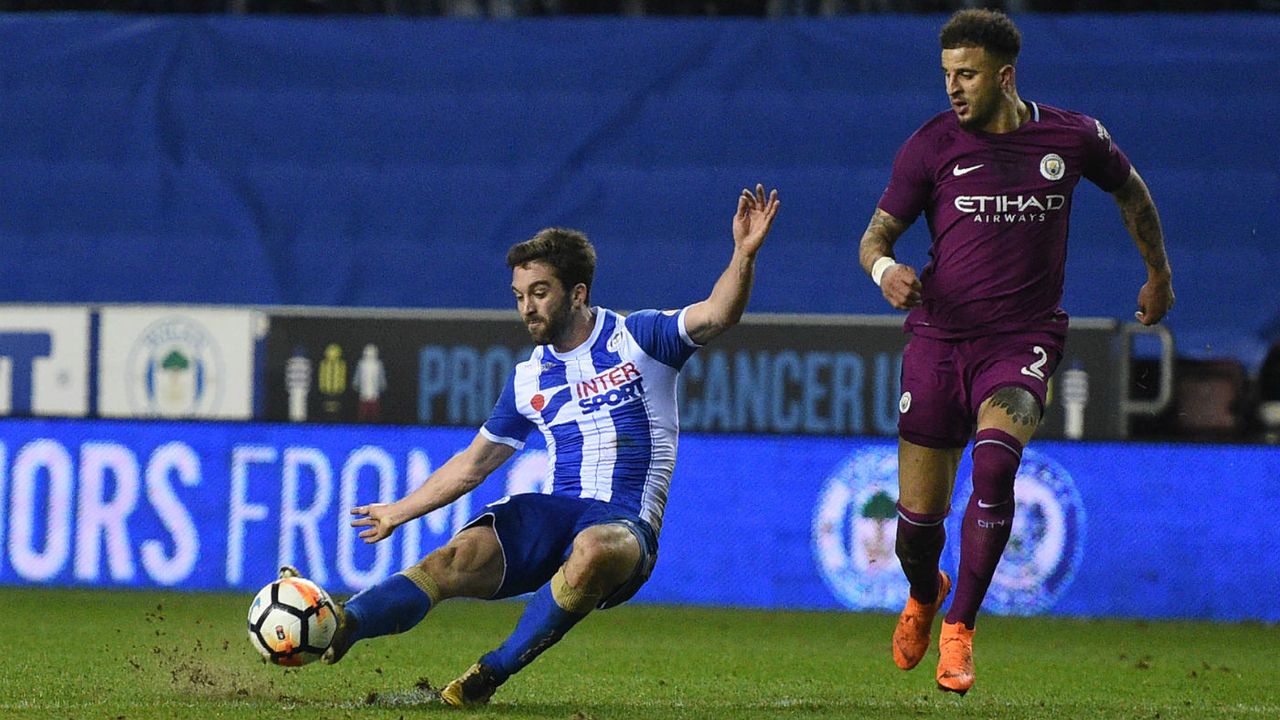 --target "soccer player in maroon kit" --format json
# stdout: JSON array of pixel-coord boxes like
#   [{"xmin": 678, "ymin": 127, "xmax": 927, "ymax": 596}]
[{"xmin": 858, "ymin": 9, "xmax": 1174, "ymax": 695}]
